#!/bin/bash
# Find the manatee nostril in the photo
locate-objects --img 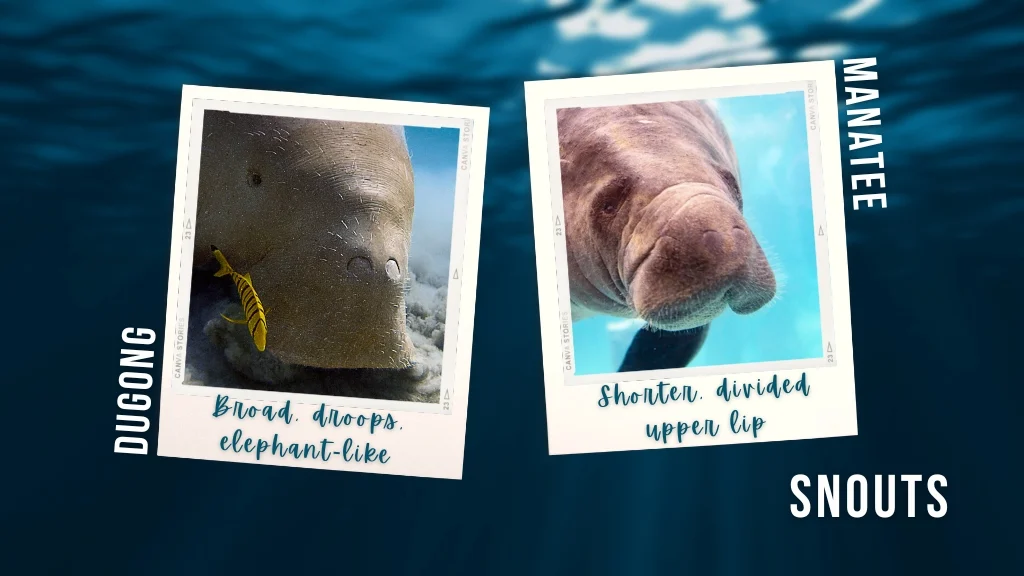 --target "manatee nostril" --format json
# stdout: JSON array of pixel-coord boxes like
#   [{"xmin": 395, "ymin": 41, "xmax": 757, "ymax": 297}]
[
  {"xmin": 702, "ymin": 230, "xmax": 725, "ymax": 255},
  {"xmin": 385, "ymin": 258, "xmax": 401, "ymax": 281},
  {"xmin": 731, "ymin": 226, "xmax": 748, "ymax": 245},
  {"xmin": 347, "ymin": 256, "xmax": 373, "ymax": 274}
]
